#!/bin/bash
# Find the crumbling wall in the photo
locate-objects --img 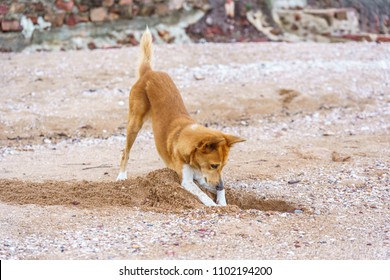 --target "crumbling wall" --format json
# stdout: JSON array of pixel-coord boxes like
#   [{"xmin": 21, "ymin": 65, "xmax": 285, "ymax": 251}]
[
  {"xmin": 0, "ymin": 0, "xmax": 210, "ymax": 51},
  {"xmin": 0, "ymin": 0, "xmax": 389, "ymax": 52},
  {"xmin": 307, "ymin": 0, "xmax": 390, "ymax": 34}
]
